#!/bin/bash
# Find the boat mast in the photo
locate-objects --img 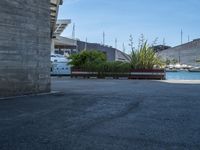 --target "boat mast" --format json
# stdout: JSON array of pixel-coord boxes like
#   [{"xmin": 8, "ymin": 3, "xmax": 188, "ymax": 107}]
[
  {"xmin": 103, "ymin": 32, "xmax": 105, "ymax": 45},
  {"xmin": 115, "ymin": 38, "xmax": 118, "ymax": 49},
  {"xmin": 179, "ymin": 29, "xmax": 183, "ymax": 64}
]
